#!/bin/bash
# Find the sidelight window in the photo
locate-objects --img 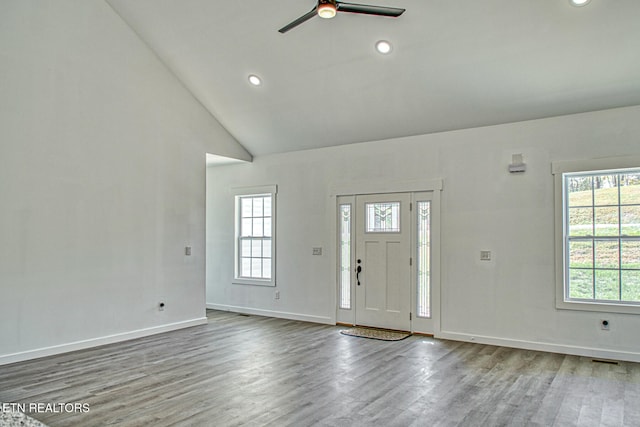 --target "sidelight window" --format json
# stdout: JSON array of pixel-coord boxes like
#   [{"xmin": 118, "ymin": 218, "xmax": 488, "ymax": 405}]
[
  {"xmin": 416, "ymin": 200, "xmax": 431, "ymax": 318},
  {"xmin": 339, "ymin": 204, "xmax": 352, "ymax": 309}
]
